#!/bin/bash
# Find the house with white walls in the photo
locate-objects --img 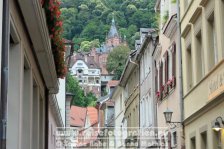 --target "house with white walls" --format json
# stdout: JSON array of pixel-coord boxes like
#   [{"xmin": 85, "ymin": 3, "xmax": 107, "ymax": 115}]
[
  {"xmin": 136, "ymin": 28, "xmax": 158, "ymax": 148},
  {"xmin": 70, "ymin": 53, "xmax": 101, "ymax": 97}
]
